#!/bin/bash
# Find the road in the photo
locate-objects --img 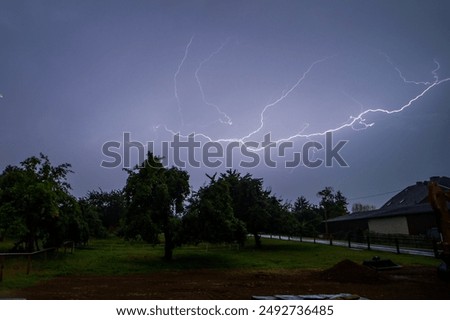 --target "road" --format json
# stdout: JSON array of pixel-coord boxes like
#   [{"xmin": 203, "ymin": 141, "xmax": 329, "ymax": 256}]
[{"xmin": 261, "ymin": 234, "xmax": 436, "ymax": 257}]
